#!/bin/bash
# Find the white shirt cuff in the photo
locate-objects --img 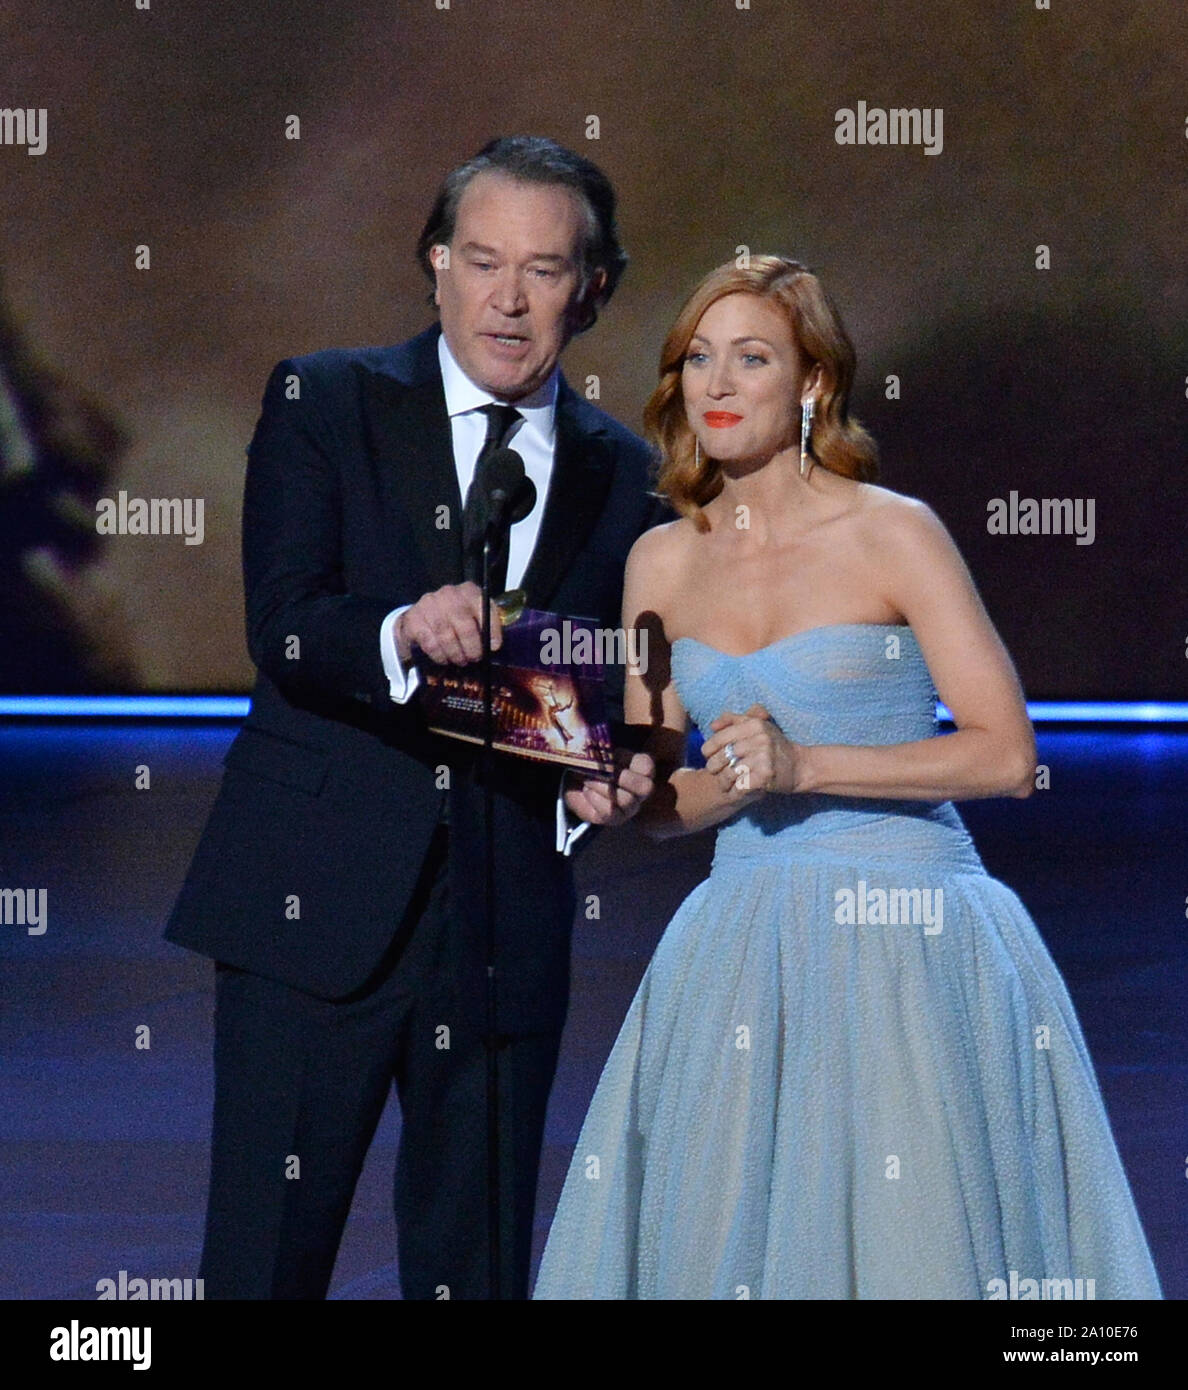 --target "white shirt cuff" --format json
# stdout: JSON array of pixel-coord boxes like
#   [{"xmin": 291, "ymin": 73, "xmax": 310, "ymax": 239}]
[
  {"xmin": 380, "ymin": 606, "xmax": 421, "ymax": 704},
  {"xmin": 556, "ymin": 772, "xmax": 592, "ymax": 857}
]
